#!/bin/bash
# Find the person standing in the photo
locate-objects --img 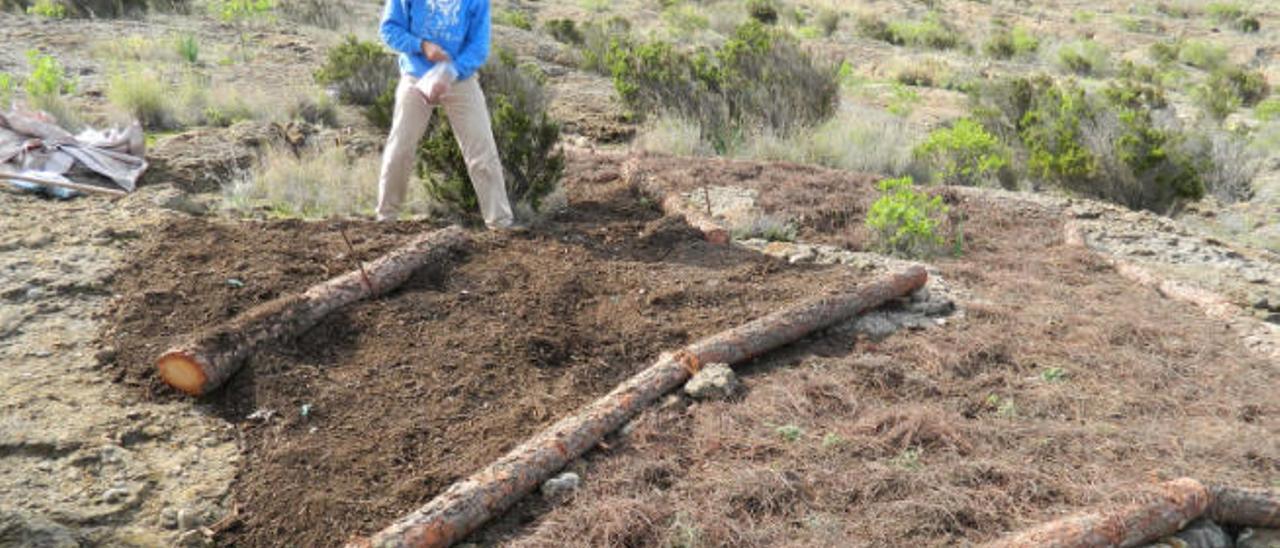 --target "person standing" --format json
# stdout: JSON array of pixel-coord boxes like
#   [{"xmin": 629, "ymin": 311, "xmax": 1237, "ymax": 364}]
[{"xmin": 377, "ymin": 0, "xmax": 523, "ymax": 230}]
